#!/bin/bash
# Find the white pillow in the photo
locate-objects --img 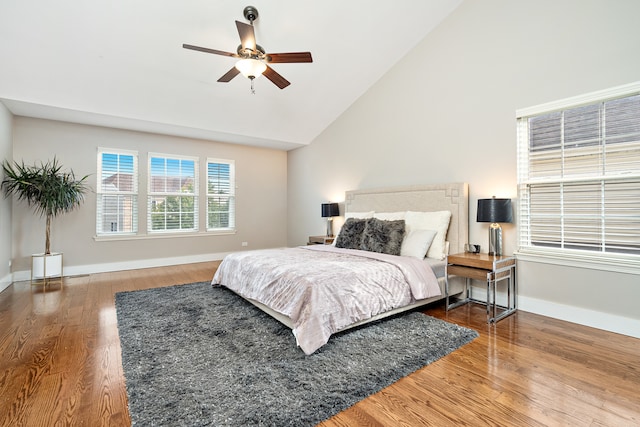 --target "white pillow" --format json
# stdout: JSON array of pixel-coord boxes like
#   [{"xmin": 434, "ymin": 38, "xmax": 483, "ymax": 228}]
[
  {"xmin": 333, "ymin": 211, "xmax": 375, "ymax": 245},
  {"xmin": 373, "ymin": 211, "xmax": 406, "ymax": 221},
  {"xmin": 401, "ymin": 229, "xmax": 437, "ymax": 259},
  {"xmin": 405, "ymin": 211, "xmax": 452, "ymax": 260}
]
